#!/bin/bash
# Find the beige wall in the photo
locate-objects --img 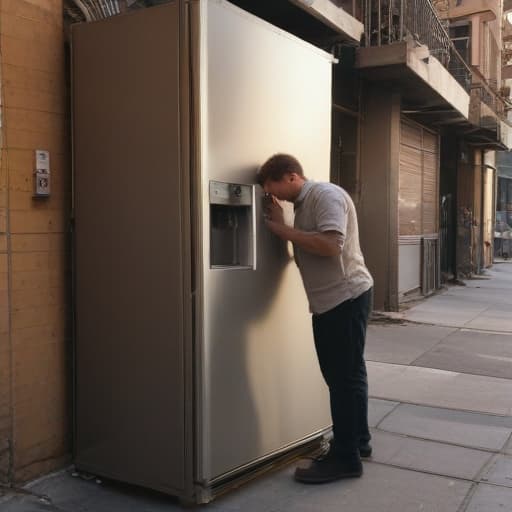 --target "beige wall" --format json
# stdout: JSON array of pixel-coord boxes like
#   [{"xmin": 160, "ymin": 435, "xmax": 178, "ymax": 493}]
[{"xmin": 0, "ymin": 0, "xmax": 70, "ymax": 483}]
